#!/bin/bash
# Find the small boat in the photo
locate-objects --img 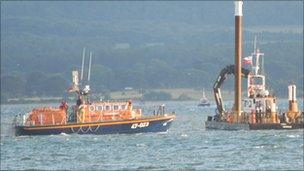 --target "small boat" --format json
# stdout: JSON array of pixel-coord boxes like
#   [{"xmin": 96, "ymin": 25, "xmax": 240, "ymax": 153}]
[
  {"xmin": 198, "ymin": 88, "xmax": 210, "ymax": 107},
  {"xmin": 13, "ymin": 49, "xmax": 175, "ymax": 136}
]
